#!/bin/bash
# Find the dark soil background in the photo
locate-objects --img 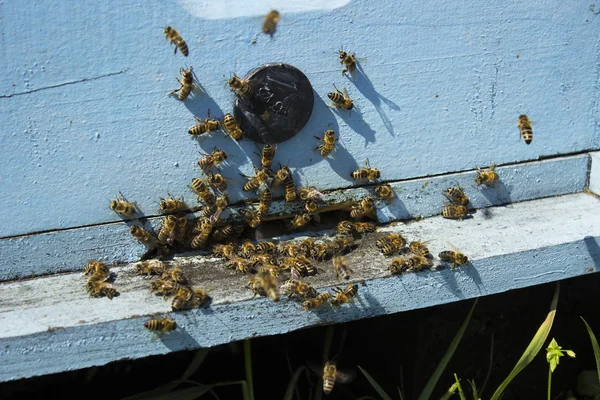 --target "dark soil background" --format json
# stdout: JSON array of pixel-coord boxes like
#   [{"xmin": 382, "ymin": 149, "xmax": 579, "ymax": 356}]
[{"xmin": 3, "ymin": 272, "xmax": 599, "ymax": 400}]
